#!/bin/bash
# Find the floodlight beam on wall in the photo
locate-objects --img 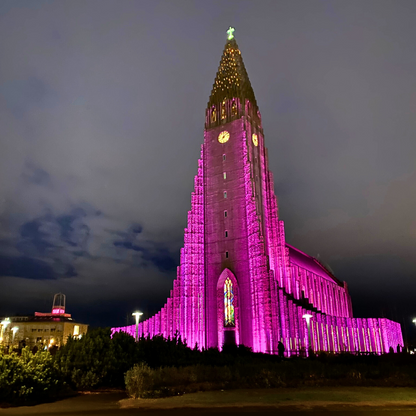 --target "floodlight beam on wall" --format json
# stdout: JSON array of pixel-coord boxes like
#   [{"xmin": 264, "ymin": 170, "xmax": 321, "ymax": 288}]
[{"xmin": 0, "ymin": 318, "xmax": 11, "ymax": 344}]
